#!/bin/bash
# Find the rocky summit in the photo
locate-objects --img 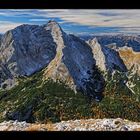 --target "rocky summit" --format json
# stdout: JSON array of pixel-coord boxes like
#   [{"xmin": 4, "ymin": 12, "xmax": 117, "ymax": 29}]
[{"xmin": 83, "ymin": 34, "xmax": 140, "ymax": 52}]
